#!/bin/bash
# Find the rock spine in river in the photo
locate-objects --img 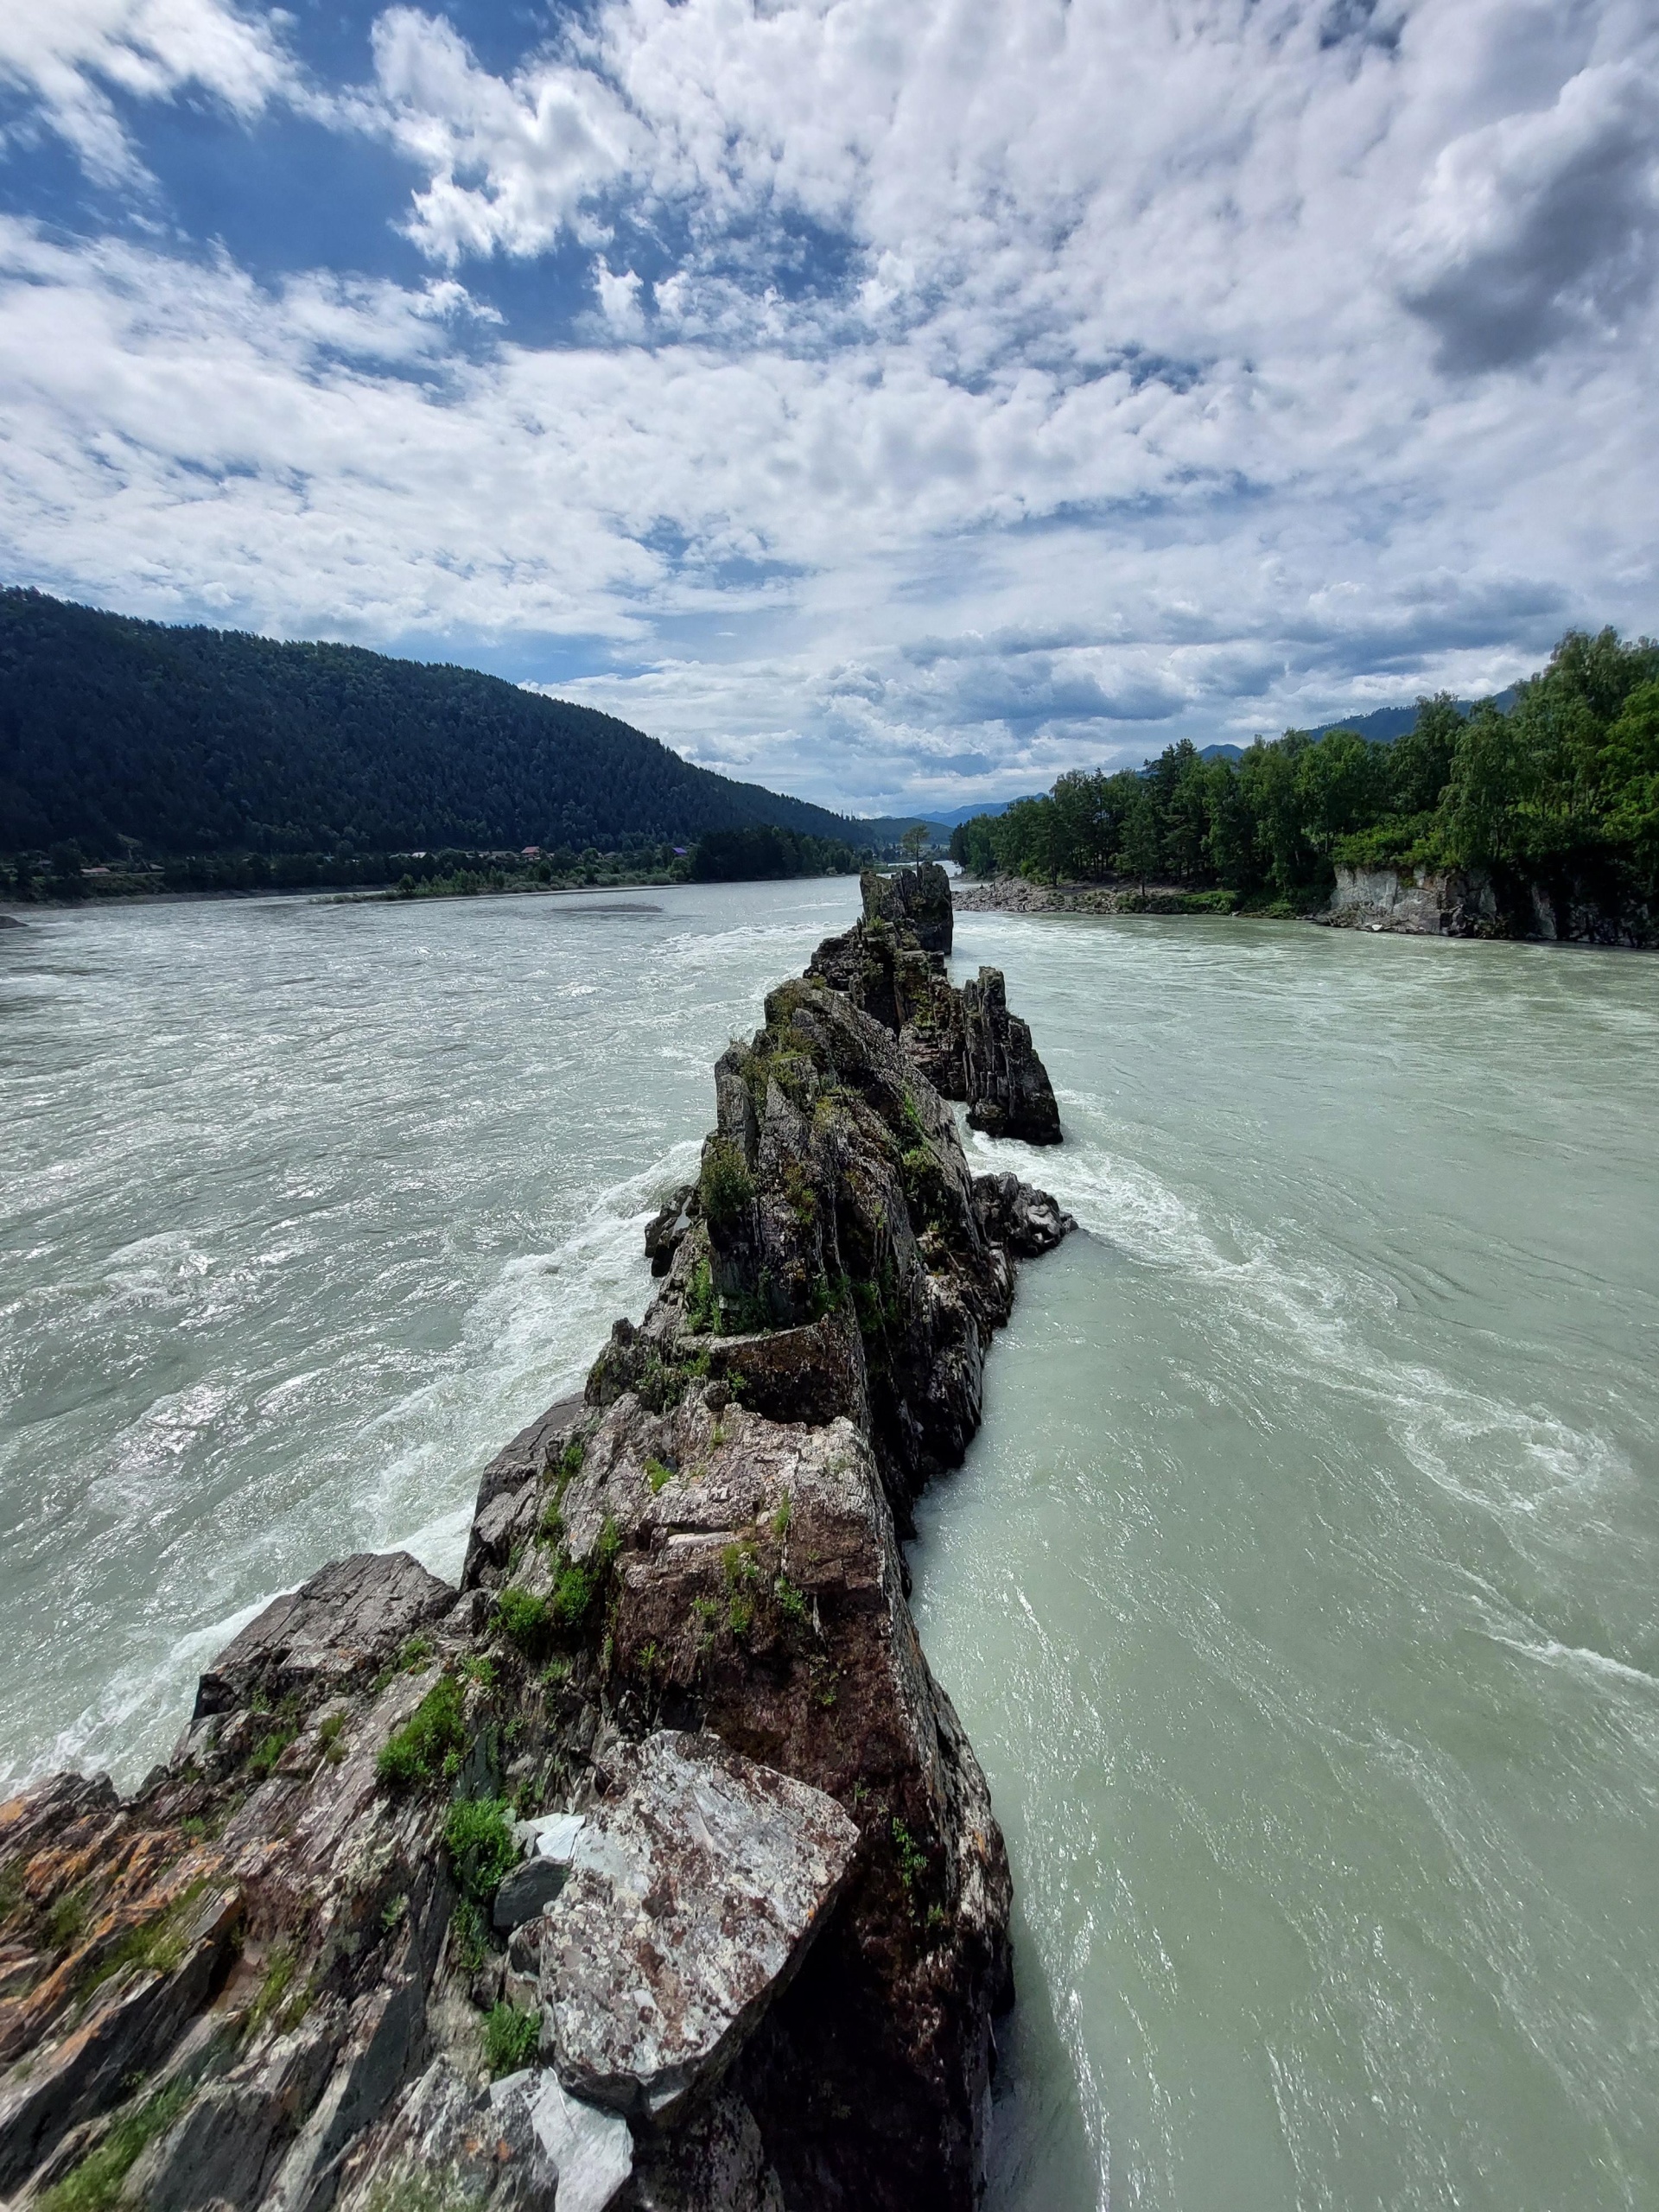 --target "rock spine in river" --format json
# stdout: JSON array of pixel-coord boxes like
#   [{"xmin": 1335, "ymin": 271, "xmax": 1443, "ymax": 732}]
[{"xmin": 0, "ymin": 868, "xmax": 1073, "ymax": 2212}]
